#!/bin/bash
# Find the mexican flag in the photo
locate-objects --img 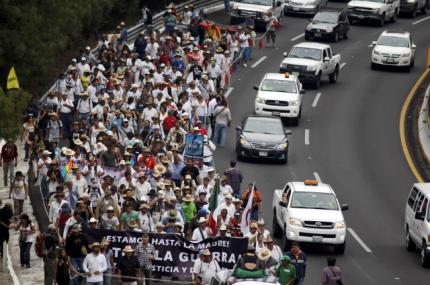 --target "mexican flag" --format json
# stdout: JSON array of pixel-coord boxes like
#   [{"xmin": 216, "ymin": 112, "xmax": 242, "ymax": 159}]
[{"xmin": 207, "ymin": 176, "xmax": 220, "ymax": 236}]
